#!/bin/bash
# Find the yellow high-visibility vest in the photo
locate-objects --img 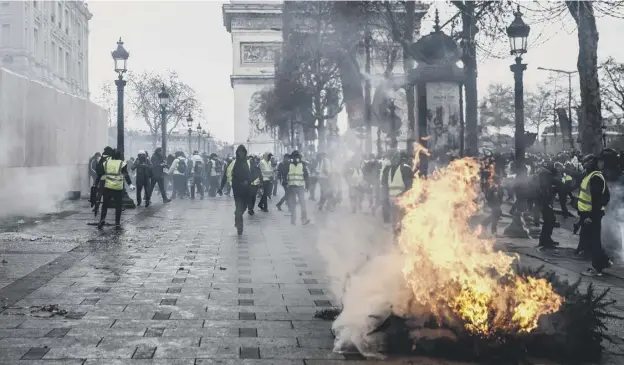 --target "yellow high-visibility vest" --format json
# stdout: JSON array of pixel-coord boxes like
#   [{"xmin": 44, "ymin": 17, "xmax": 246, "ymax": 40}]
[
  {"xmin": 104, "ymin": 159, "xmax": 125, "ymax": 191},
  {"xmin": 388, "ymin": 166, "xmax": 404, "ymax": 199},
  {"xmin": 226, "ymin": 160, "xmax": 252, "ymax": 185},
  {"xmin": 260, "ymin": 160, "xmax": 273, "ymax": 181},
  {"xmin": 562, "ymin": 174, "xmax": 573, "ymax": 184},
  {"xmin": 288, "ymin": 163, "xmax": 305, "ymax": 186},
  {"xmin": 578, "ymin": 171, "xmax": 605, "ymax": 212}
]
